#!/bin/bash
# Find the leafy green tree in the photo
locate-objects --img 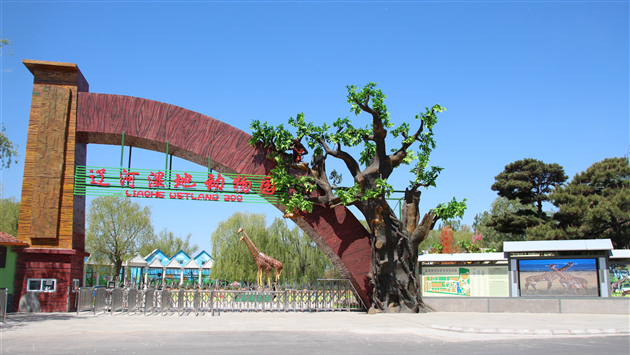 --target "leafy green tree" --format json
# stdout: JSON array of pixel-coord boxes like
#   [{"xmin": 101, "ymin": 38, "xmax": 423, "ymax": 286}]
[
  {"xmin": 211, "ymin": 212, "xmax": 268, "ymax": 281},
  {"xmin": 0, "ymin": 124, "xmax": 19, "ymax": 169},
  {"xmin": 86, "ymin": 196, "xmax": 153, "ymax": 277},
  {"xmin": 472, "ymin": 197, "xmax": 535, "ymax": 251},
  {"xmin": 528, "ymin": 157, "xmax": 630, "ymax": 248},
  {"xmin": 210, "ymin": 212, "xmax": 334, "ymax": 282},
  {"xmin": 0, "ymin": 196, "xmax": 20, "ymax": 236},
  {"xmin": 140, "ymin": 228, "xmax": 199, "ymax": 258},
  {"xmin": 270, "ymin": 217, "xmax": 333, "ymax": 281},
  {"xmin": 249, "ymin": 83, "xmax": 466, "ymax": 313},
  {"xmin": 490, "ymin": 159, "xmax": 567, "ymax": 234}
]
